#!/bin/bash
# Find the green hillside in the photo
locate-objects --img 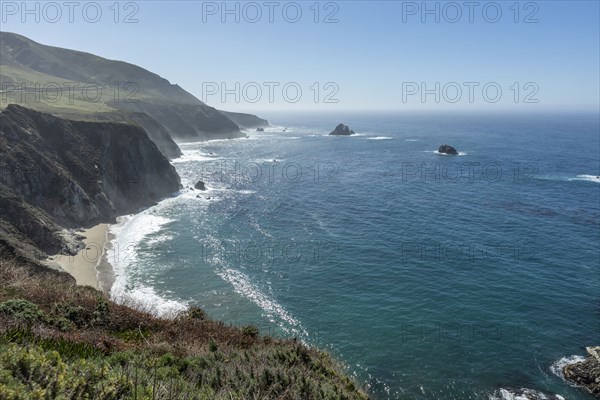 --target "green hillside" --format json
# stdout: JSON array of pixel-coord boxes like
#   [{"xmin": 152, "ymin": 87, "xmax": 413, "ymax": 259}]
[{"xmin": 0, "ymin": 32, "xmax": 266, "ymax": 144}]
